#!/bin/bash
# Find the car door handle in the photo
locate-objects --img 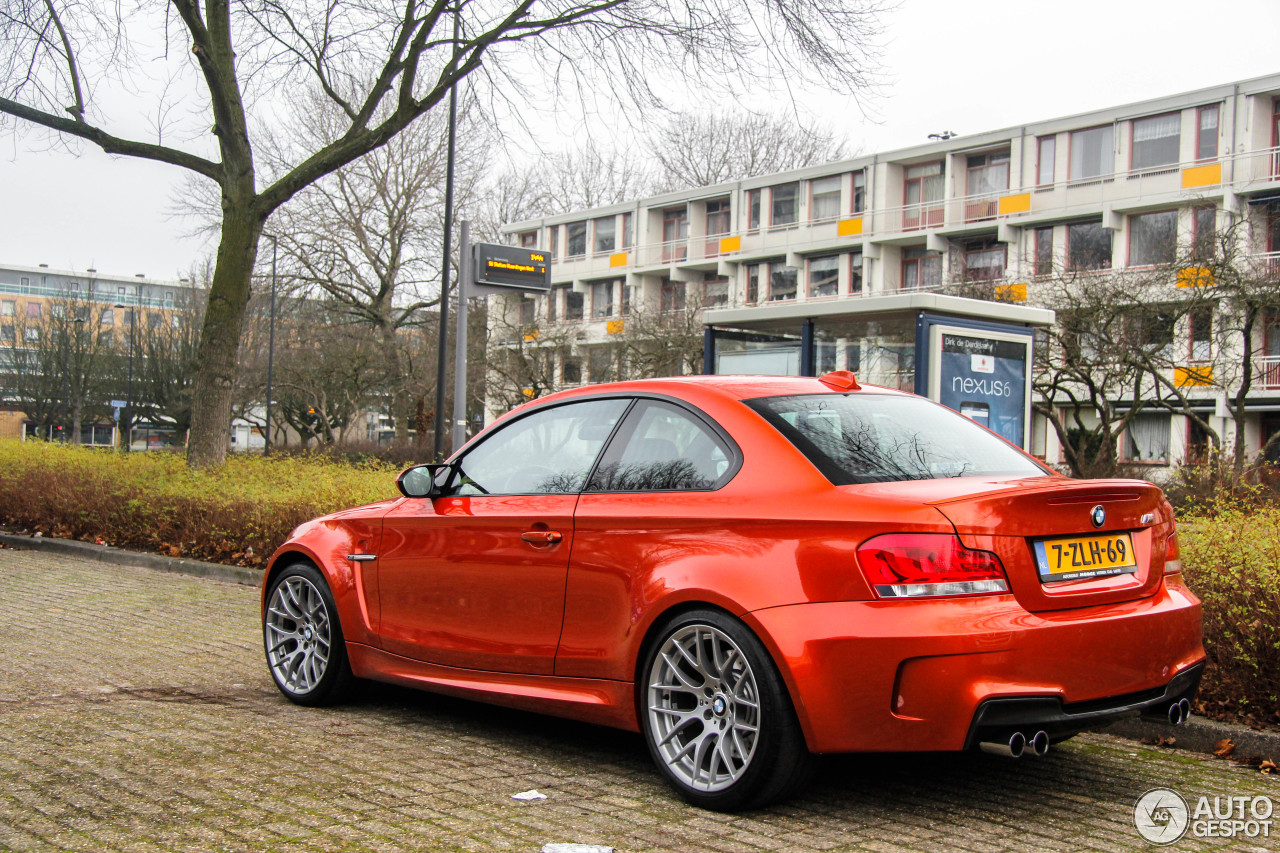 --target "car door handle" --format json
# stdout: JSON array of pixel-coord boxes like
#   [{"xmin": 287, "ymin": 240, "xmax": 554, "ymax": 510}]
[{"xmin": 520, "ymin": 530, "xmax": 563, "ymax": 545}]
